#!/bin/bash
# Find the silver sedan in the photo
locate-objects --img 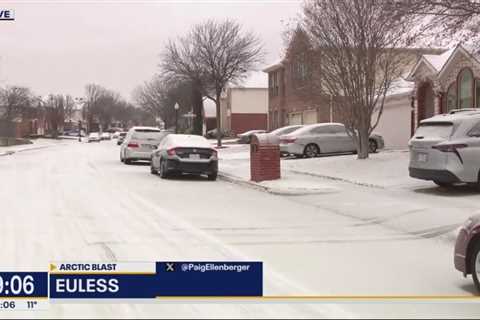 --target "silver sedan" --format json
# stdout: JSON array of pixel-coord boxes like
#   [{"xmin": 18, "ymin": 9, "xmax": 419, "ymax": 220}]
[{"xmin": 279, "ymin": 123, "xmax": 384, "ymax": 158}]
